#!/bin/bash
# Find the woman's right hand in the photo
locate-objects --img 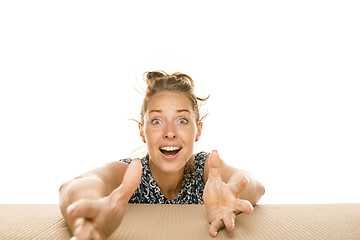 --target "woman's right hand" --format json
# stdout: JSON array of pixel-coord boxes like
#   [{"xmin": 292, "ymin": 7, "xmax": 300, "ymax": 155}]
[{"xmin": 66, "ymin": 159, "xmax": 142, "ymax": 240}]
